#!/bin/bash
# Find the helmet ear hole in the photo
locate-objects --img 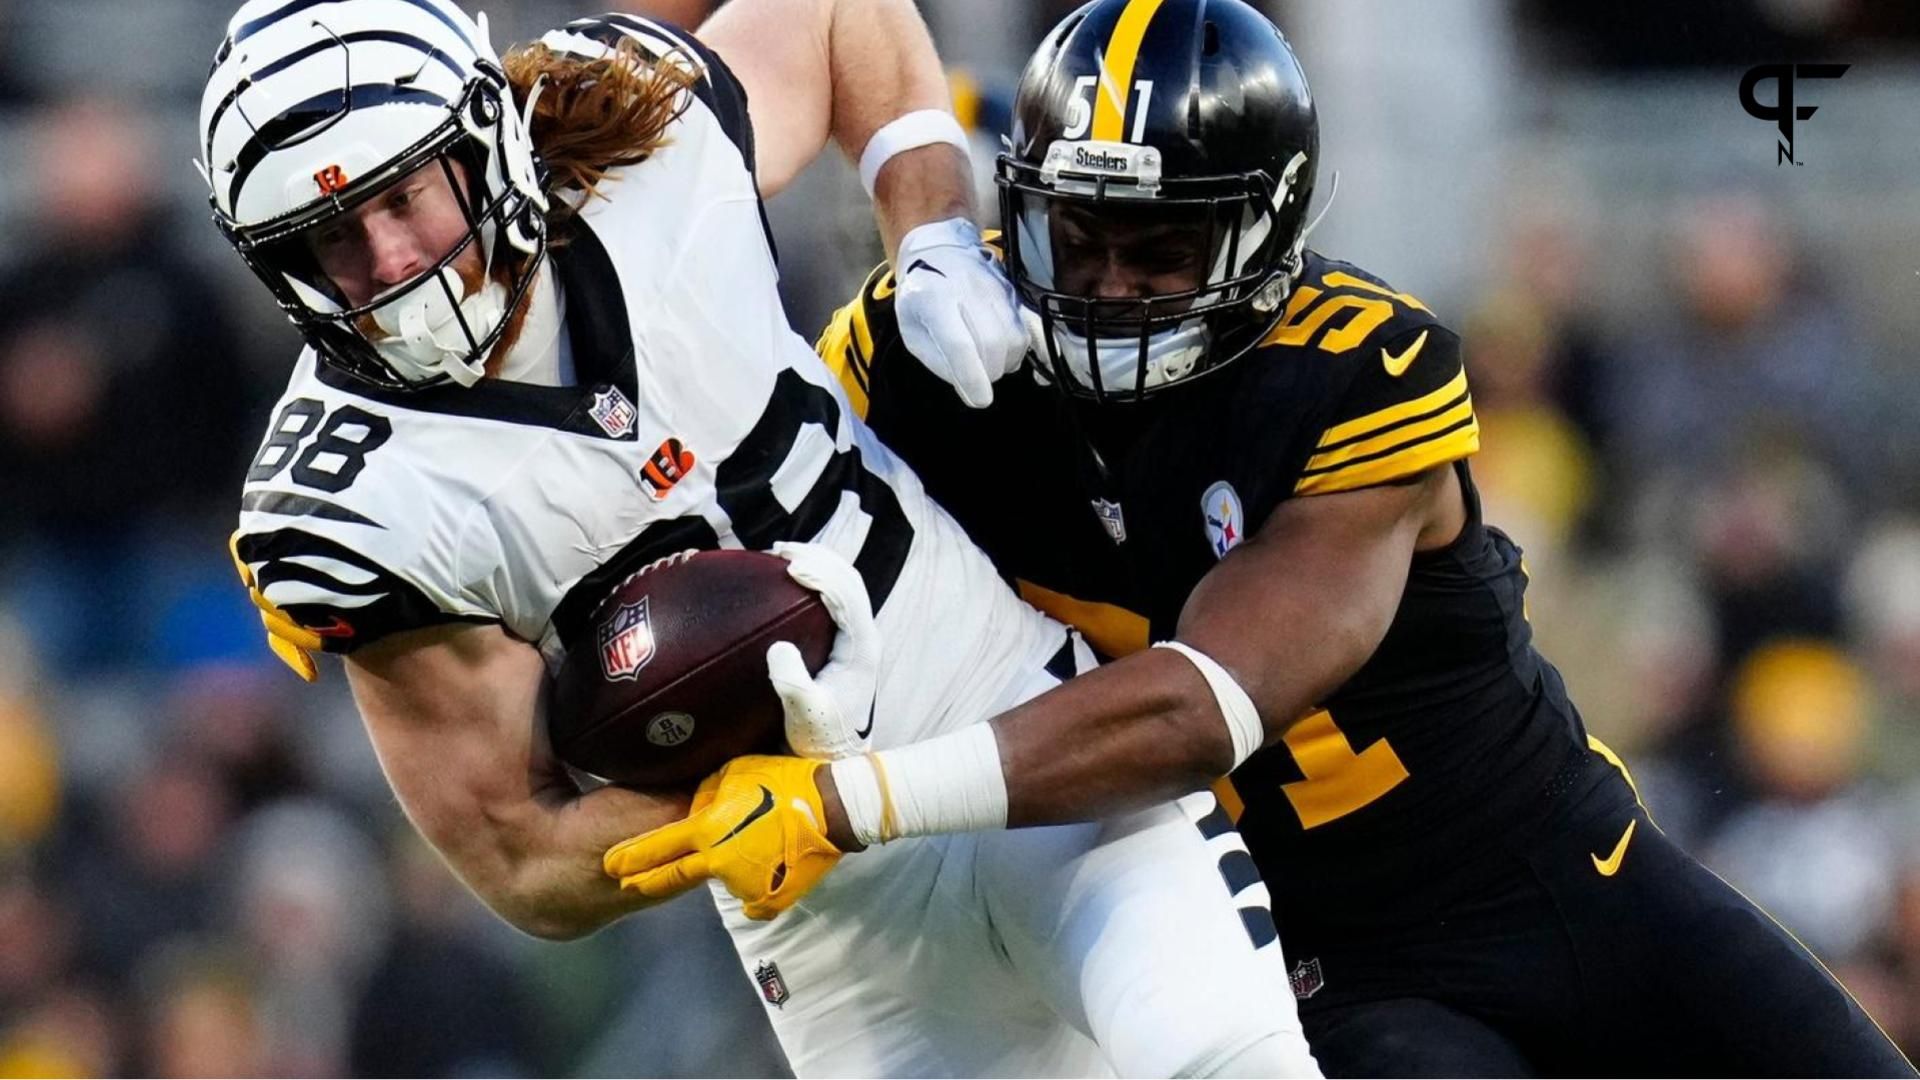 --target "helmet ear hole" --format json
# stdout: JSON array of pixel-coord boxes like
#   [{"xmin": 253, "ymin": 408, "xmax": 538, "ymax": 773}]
[{"xmin": 470, "ymin": 88, "xmax": 499, "ymax": 127}]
